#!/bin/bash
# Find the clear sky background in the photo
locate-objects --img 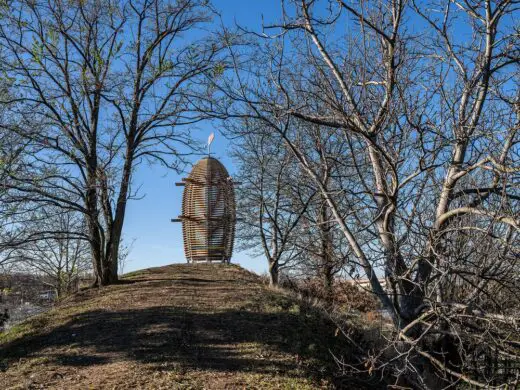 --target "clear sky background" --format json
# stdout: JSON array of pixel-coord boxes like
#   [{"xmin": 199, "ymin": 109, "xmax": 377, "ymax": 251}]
[
  {"xmin": 122, "ymin": 1, "xmax": 280, "ymax": 275},
  {"xmin": 121, "ymin": 0, "xmax": 481, "ymax": 275}
]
